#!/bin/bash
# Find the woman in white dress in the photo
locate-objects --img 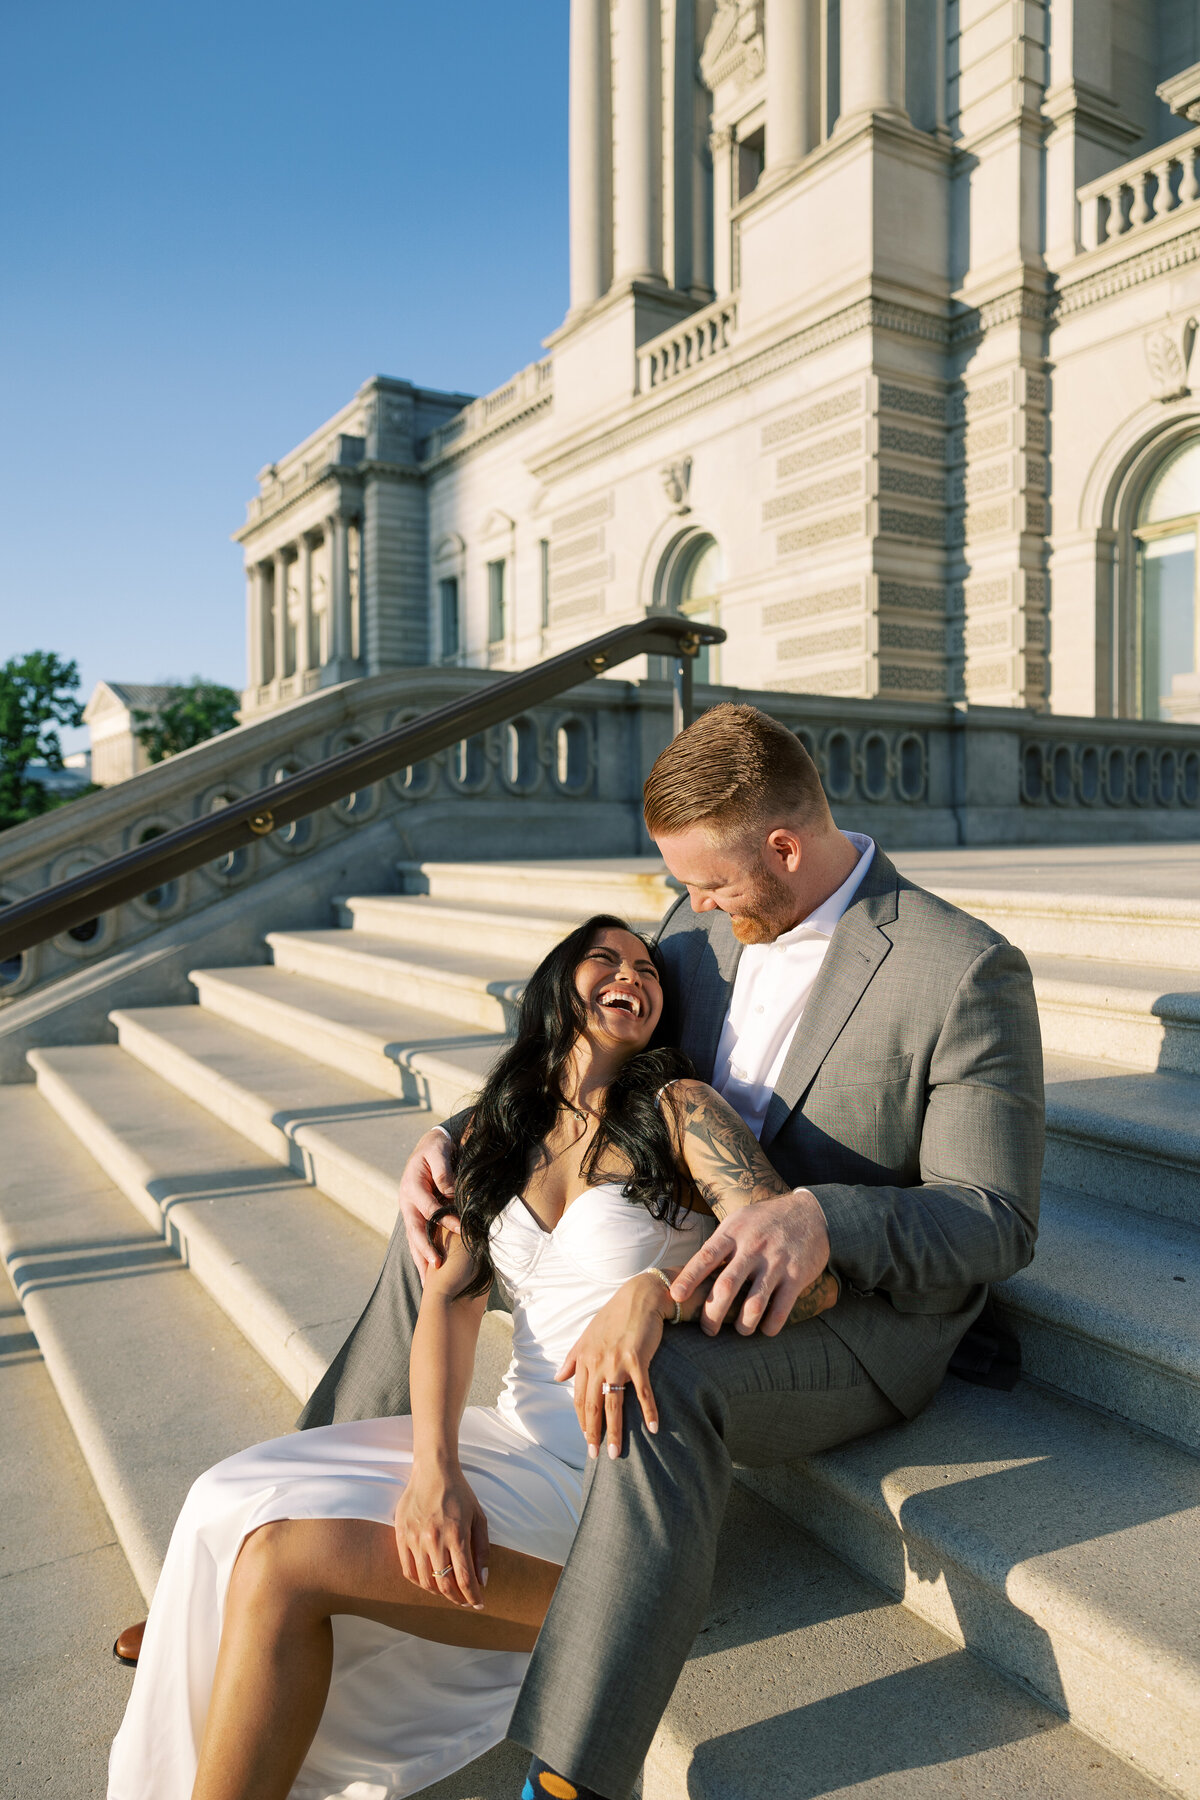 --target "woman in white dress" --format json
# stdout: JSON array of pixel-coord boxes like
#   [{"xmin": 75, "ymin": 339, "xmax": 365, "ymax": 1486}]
[{"xmin": 107, "ymin": 913, "xmax": 836, "ymax": 1800}]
